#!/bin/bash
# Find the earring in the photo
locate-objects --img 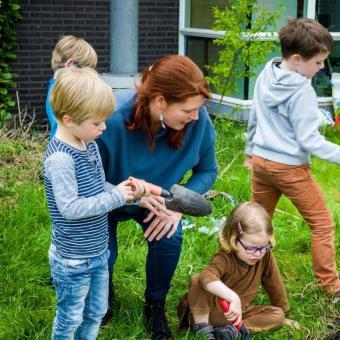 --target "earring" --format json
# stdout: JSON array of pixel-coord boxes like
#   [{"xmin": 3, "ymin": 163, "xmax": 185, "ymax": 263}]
[{"xmin": 159, "ymin": 114, "xmax": 166, "ymax": 129}]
